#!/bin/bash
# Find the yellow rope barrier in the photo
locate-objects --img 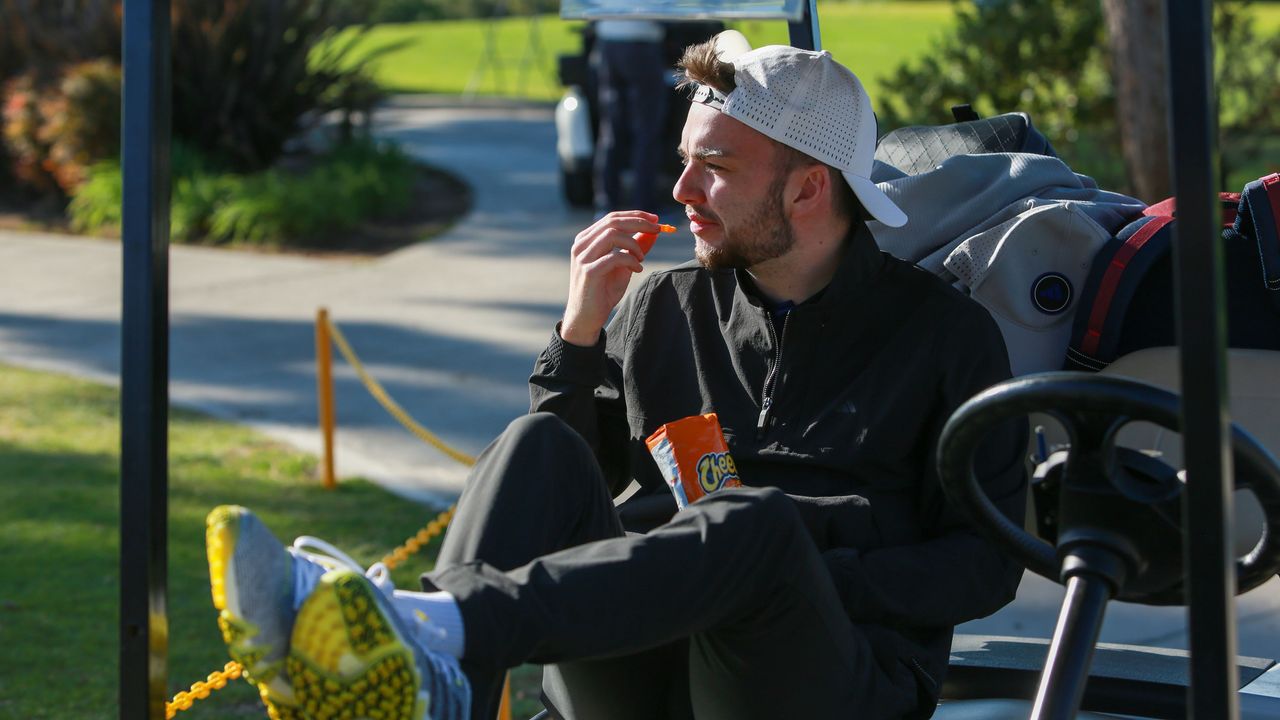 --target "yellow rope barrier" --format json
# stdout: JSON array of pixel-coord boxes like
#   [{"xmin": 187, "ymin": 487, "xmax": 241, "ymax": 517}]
[
  {"xmin": 165, "ymin": 661, "xmax": 243, "ymax": 718},
  {"xmin": 381, "ymin": 504, "xmax": 457, "ymax": 569},
  {"xmin": 168, "ymin": 312, "xmax": 485, "ymax": 717},
  {"xmin": 323, "ymin": 314, "xmax": 478, "ymax": 467}
]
